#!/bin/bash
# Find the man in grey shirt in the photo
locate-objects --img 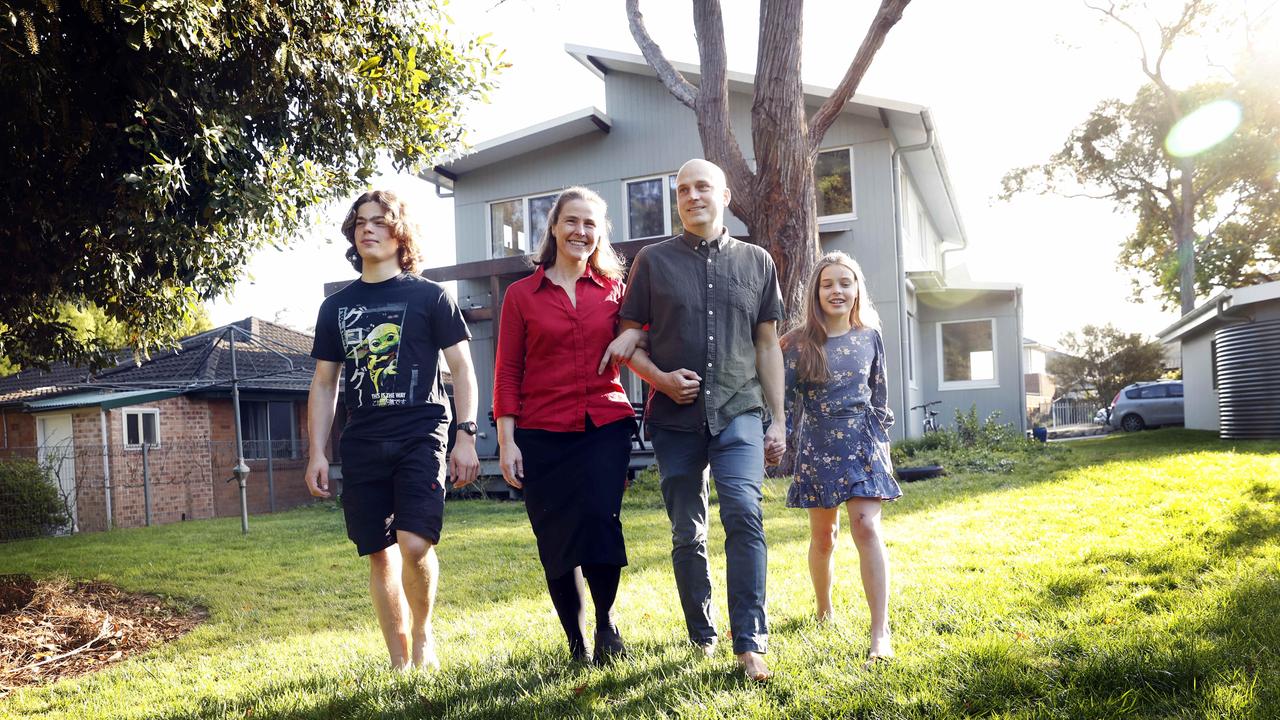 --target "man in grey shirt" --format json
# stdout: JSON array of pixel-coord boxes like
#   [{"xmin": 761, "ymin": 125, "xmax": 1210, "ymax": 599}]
[{"xmin": 603, "ymin": 158, "xmax": 786, "ymax": 681}]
